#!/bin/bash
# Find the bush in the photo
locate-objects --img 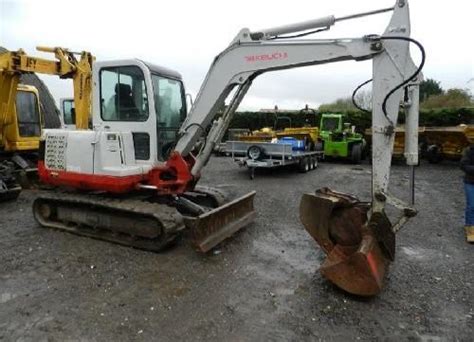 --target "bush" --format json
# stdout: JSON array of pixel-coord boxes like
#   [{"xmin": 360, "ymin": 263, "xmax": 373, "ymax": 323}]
[
  {"xmin": 228, "ymin": 107, "xmax": 474, "ymax": 133},
  {"xmin": 421, "ymin": 88, "xmax": 473, "ymax": 109}
]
